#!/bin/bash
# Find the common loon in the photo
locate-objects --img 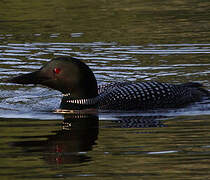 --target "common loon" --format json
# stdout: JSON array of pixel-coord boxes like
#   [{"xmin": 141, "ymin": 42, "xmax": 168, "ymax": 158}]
[{"xmin": 7, "ymin": 56, "xmax": 209, "ymax": 110}]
